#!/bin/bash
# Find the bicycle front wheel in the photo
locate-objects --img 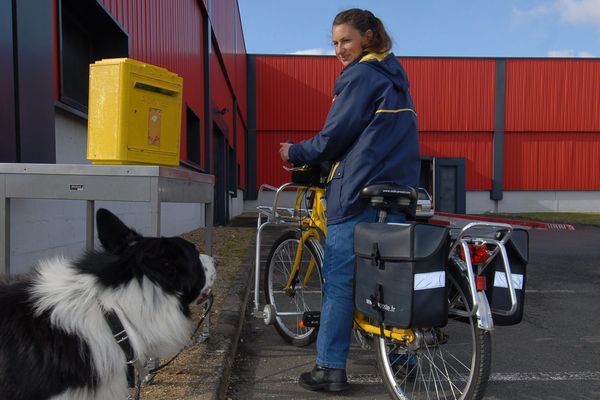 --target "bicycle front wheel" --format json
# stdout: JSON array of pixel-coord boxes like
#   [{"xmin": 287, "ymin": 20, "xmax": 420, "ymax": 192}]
[
  {"xmin": 374, "ymin": 271, "xmax": 492, "ymax": 400},
  {"xmin": 264, "ymin": 230, "xmax": 323, "ymax": 346}
]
